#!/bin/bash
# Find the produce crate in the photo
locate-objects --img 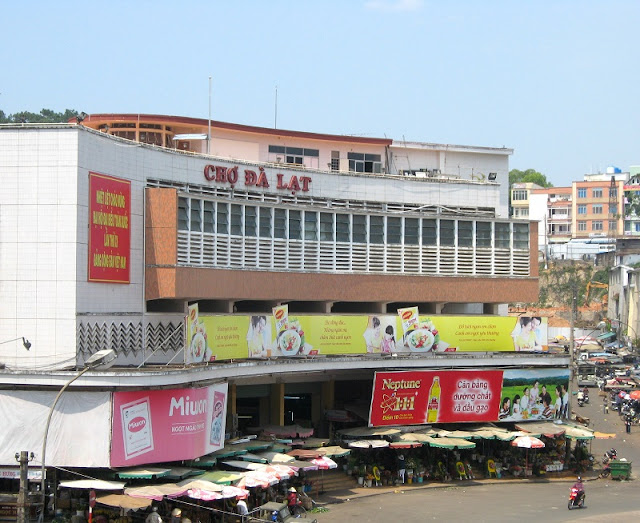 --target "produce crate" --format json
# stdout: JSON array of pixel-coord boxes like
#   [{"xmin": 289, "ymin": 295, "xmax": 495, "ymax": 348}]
[{"xmin": 609, "ymin": 460, "xmax": 632, "ymax": 480}]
